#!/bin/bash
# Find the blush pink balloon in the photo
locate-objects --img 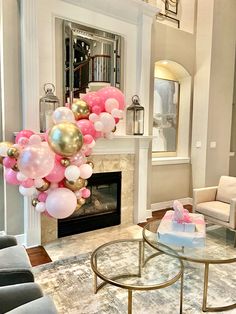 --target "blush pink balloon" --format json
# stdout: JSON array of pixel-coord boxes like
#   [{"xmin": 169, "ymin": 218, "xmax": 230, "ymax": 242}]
[
  {"xmin": 15, "ymin": 130, "xmax": 35, "ymax": 144},
  {"xmin": 45, "ymin": 188, "xmax": 77, "ymax": 219},
  {"xmin": 18, "ymin": 143, "xmax": 55, "ymax": 179},
  {"xmin": 76, "ymin": 119, "xmax": 96, "ymax": 137},
  {"xmin": 5, "ymin": 169, "xmax": 21, "ymax": 185},
  {"xmin": 38, "ymin": 192, "xmax": 48, "ymax": 202},
  {"xmin": 43, "ymin": 210, "xmax": 53, "ymax": 218},
  {"xmin": 3, "ymin": 157, "xmax": 17, "ymax": 168},
  {"xmin": 92, "ymin": 105, "xmax": 102, "ymax": 115},
  {"xmin": 45, "ymin": 160, "xmax": 65, "ymax": 183},
  {"xmin": 97, "ymin": 87, "xmax": 125, "ymax": 110},
  {"xmin": 21, "ymin": 178, "xmax": 34, "ymax": 188}
]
